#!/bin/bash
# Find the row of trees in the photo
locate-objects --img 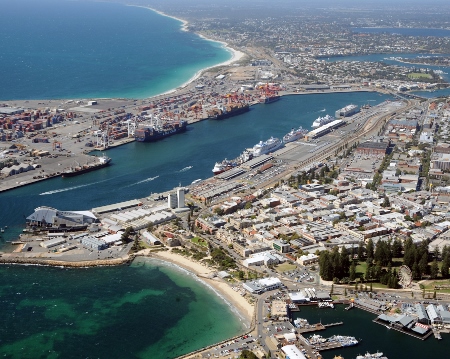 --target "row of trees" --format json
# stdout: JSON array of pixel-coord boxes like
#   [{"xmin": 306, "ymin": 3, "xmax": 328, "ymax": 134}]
[
  {"xmin": 319, "ymin": 247, "xmax": 350, "ymax": 281},
  {"xmin": 289, "ymin": 164, "xmax": 339, "ymax": 188}
]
